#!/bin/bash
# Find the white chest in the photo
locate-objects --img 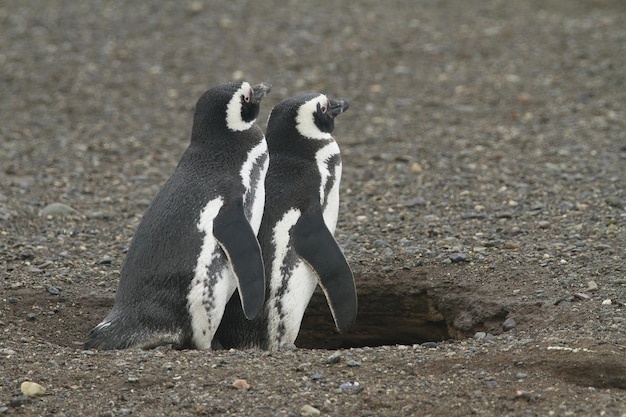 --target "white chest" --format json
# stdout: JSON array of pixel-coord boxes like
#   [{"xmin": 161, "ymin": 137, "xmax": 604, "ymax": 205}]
[
  {"xmin": 186, "ymin": 197, "xmax": 234, "ymax": 349},
  {"xmin": 315, "ymin": 141, "xmax": 341, "ymax": 232},
  {"xmin": 240, "ymin": 139, "xmax": 269, "ymax": 233}
]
